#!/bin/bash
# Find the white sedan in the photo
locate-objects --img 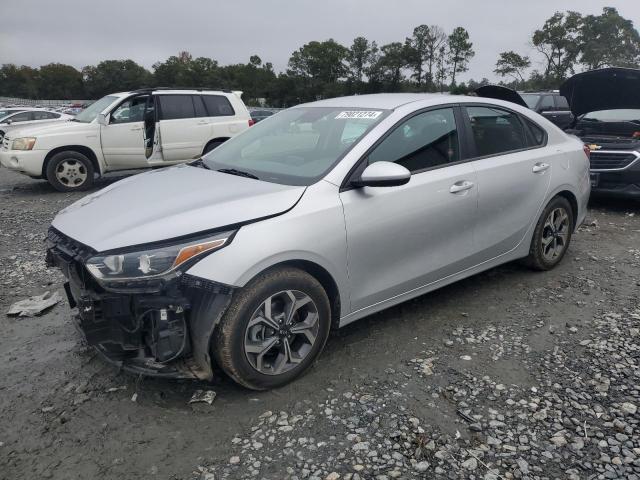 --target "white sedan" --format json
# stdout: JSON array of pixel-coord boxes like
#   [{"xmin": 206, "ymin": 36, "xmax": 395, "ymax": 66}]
[{"xmin": 0, "ymin": 108, "xmax": 73, "ymax": 142}]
